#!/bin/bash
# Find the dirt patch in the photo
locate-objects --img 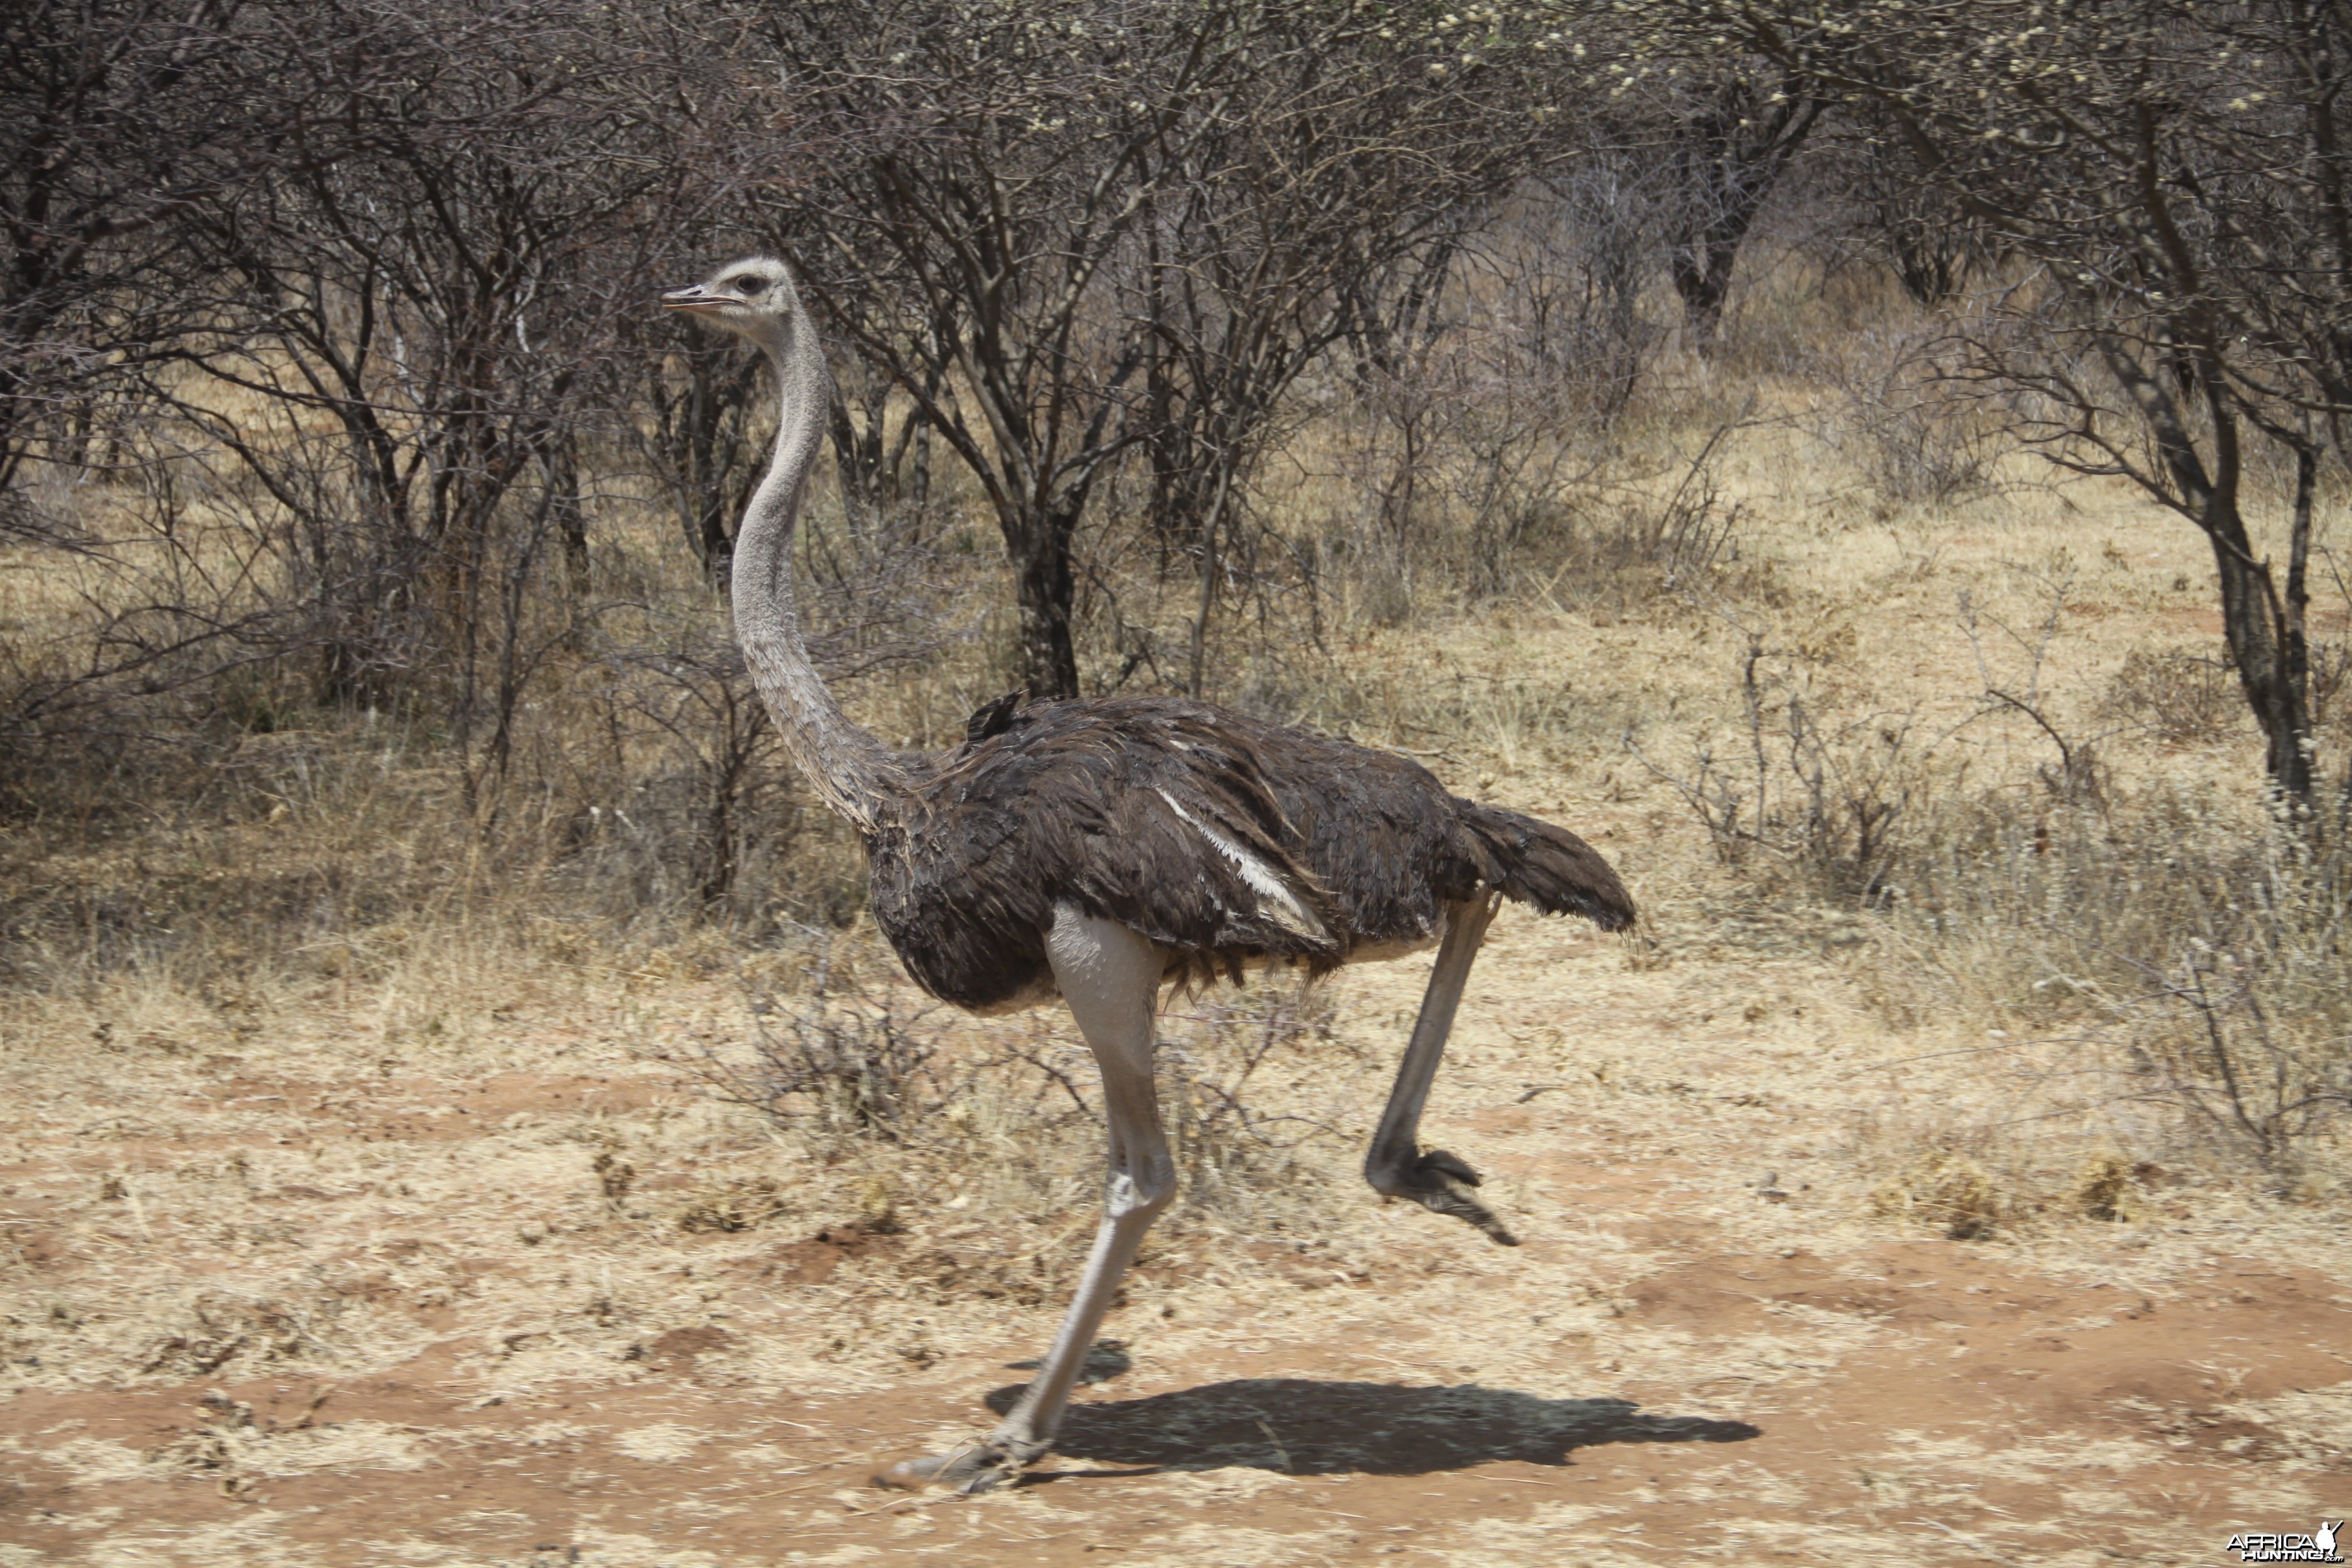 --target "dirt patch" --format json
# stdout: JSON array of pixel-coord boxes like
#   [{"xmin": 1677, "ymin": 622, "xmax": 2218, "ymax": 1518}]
[
  {"xmin": 5, "ymin": 996, "xmax": 2345, "ymax": 1567},
  {"xmin": 760, "ymin": 1222, "xmax": 902, "ymax": 1286}
]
